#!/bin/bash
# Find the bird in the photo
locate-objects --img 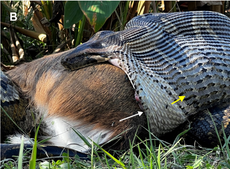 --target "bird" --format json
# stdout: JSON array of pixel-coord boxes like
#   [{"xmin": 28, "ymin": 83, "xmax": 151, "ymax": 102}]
[{"xmin": 1, "ymin": 51, "xmax": 146, "ymax": 154}]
